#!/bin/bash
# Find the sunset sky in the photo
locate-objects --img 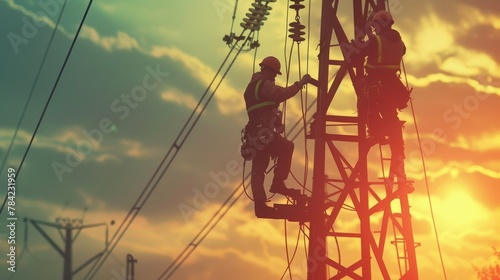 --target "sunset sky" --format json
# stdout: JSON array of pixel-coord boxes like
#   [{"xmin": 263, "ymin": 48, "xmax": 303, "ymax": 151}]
[{"xmin": 1, "ymin": 0, "xmax": 500, "ymax": 279}]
